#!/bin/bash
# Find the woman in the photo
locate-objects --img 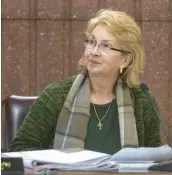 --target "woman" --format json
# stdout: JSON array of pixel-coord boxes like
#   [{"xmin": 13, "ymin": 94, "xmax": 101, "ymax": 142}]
[{"xmin": 10, "ymin": 9, "xmax": 161, "ymax": 154}]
